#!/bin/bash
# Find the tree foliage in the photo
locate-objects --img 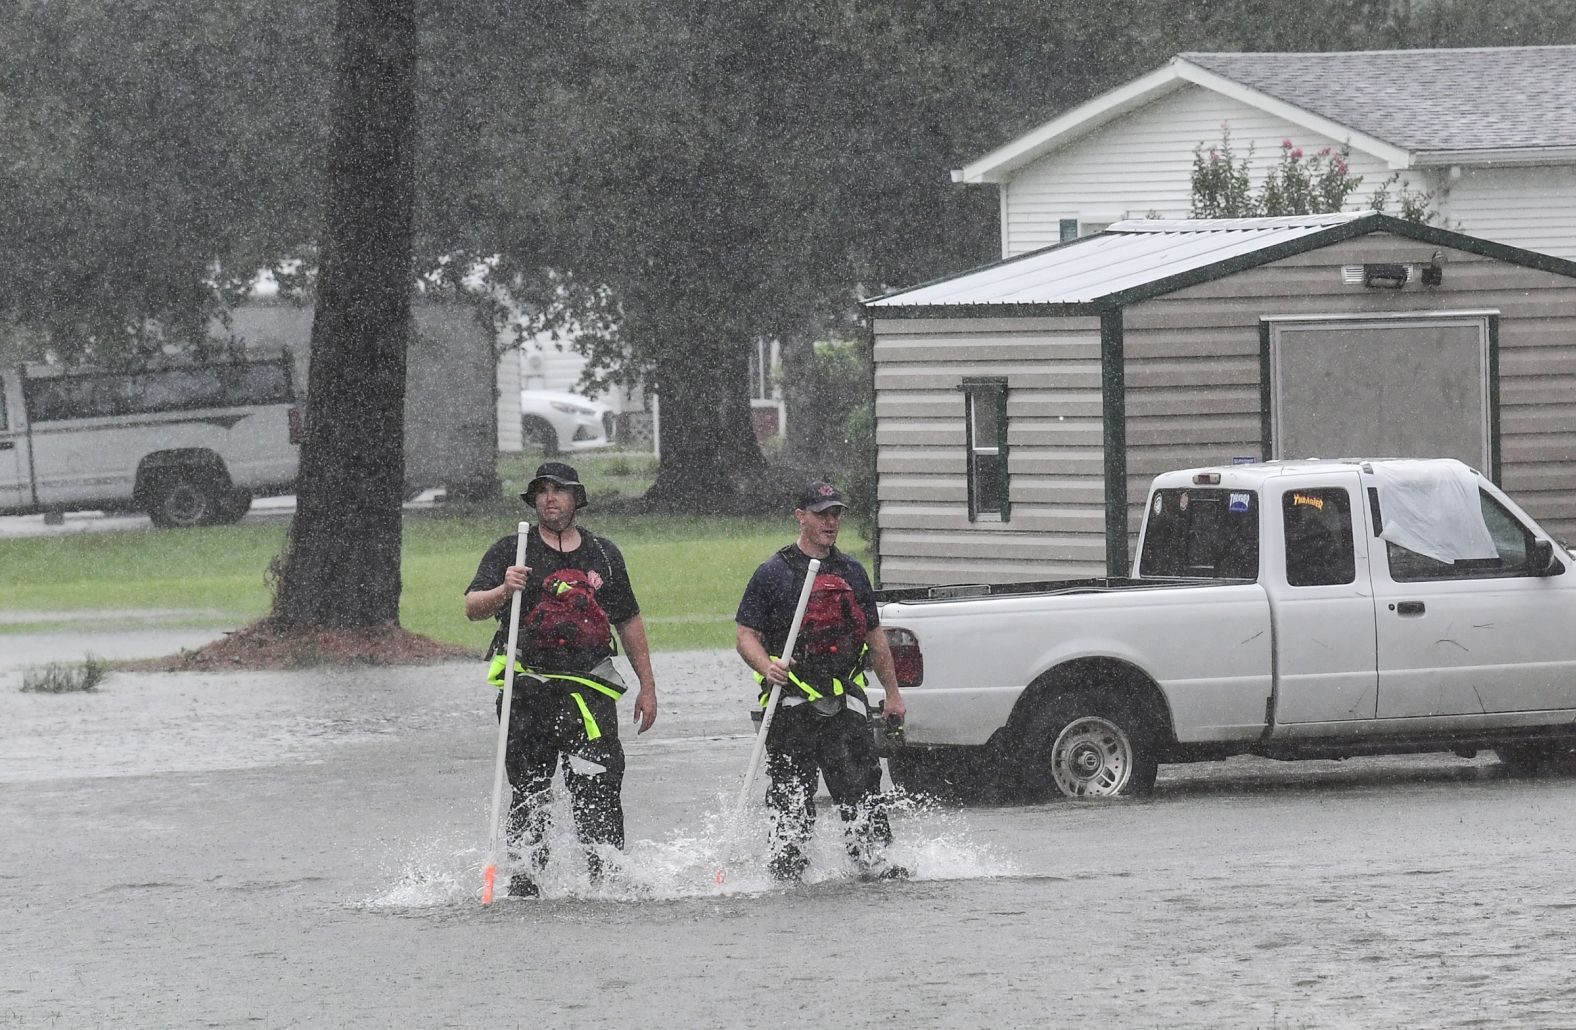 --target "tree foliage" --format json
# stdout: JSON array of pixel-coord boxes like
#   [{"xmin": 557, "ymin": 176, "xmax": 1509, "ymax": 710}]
[
  {"xmin": 0, "ymin": 0, "xmax": 330, "ymax": 366},
  {"xmin": 6, "ymin": 0, "xmax": 1576, "ymax": 499}
]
